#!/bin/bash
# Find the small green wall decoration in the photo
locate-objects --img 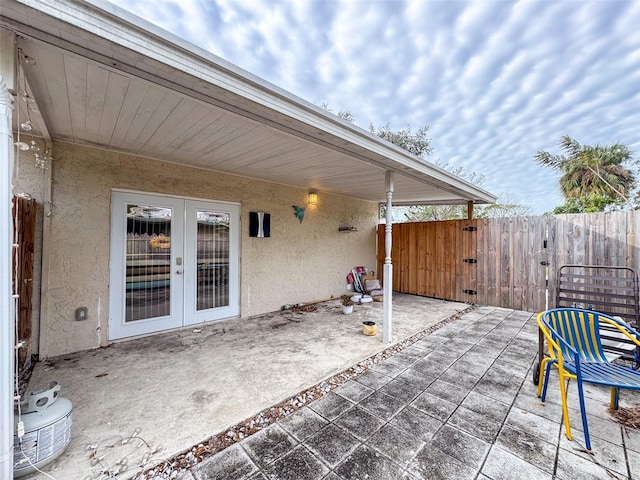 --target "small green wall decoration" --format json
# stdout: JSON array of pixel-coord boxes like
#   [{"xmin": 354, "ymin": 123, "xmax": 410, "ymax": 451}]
[{"xmin": 292, "ymin": 205, "xmax": 305, "ymax": 223}]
